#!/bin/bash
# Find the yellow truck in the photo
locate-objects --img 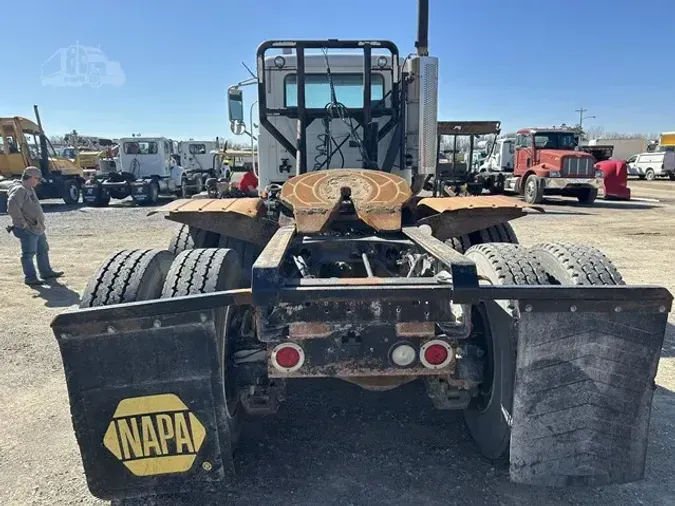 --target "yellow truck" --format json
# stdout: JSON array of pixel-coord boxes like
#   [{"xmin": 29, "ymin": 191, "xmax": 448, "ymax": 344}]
[
  {"xmin": 0, "ymin": 106, "xmax": 85, "ymax": 208},
  {"xmin": 660, "ymin": 131, "xmax": 675, "ymax": 148}
]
